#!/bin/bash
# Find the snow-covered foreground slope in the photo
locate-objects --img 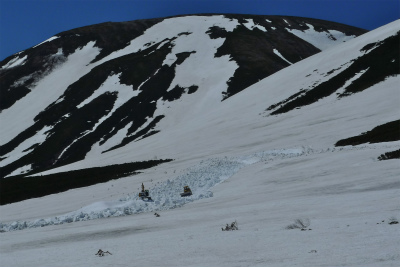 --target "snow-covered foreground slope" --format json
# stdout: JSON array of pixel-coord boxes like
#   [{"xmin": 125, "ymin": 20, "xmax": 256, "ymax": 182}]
[
  {"xmin": 0, "ymin": 19, "xmax": 399, "ymax": 267},
  {"xmin": 0, "ymin": 144, "xmax": 399, "ymax": 267}
]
